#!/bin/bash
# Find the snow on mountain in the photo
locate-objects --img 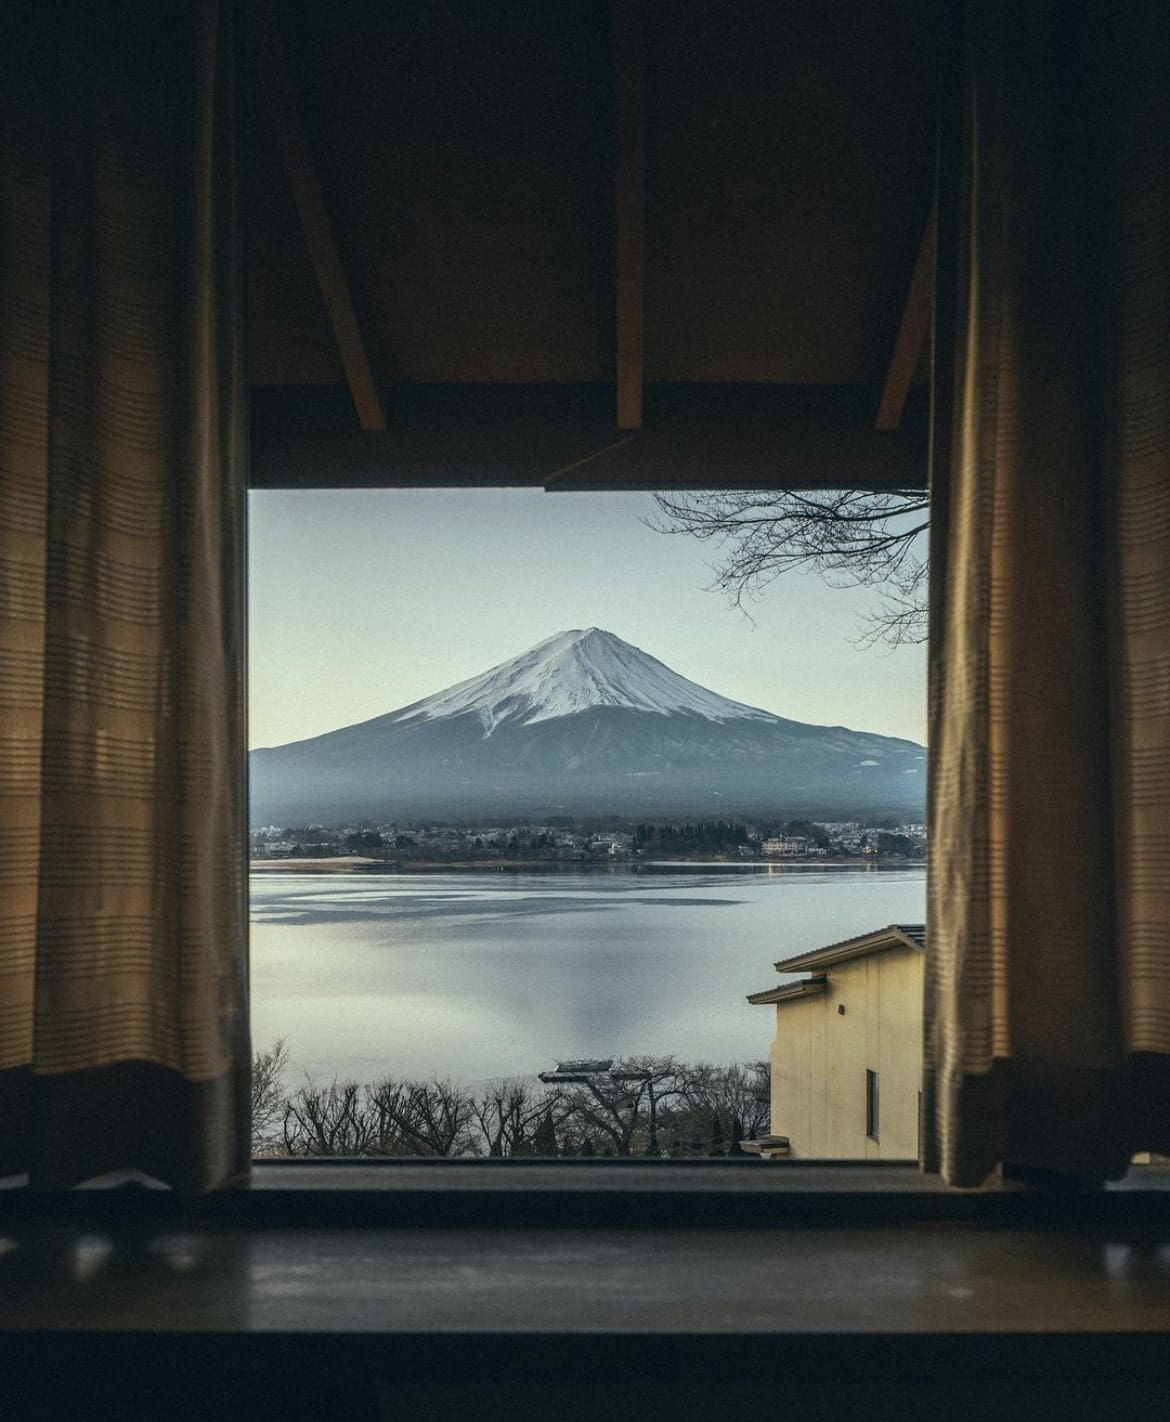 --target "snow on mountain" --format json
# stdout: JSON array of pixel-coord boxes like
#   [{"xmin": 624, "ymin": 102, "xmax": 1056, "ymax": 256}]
[{"xmin": 388, "ymin": 628, "xmax": 779, "ymax": 736}]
